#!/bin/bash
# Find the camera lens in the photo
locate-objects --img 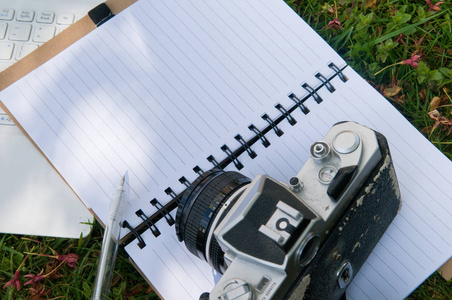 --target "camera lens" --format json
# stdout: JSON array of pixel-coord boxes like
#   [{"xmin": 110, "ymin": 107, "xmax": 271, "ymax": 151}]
[{"xmin": 175, "ymin": 169, "xmax": 251, "ymax": 273}]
